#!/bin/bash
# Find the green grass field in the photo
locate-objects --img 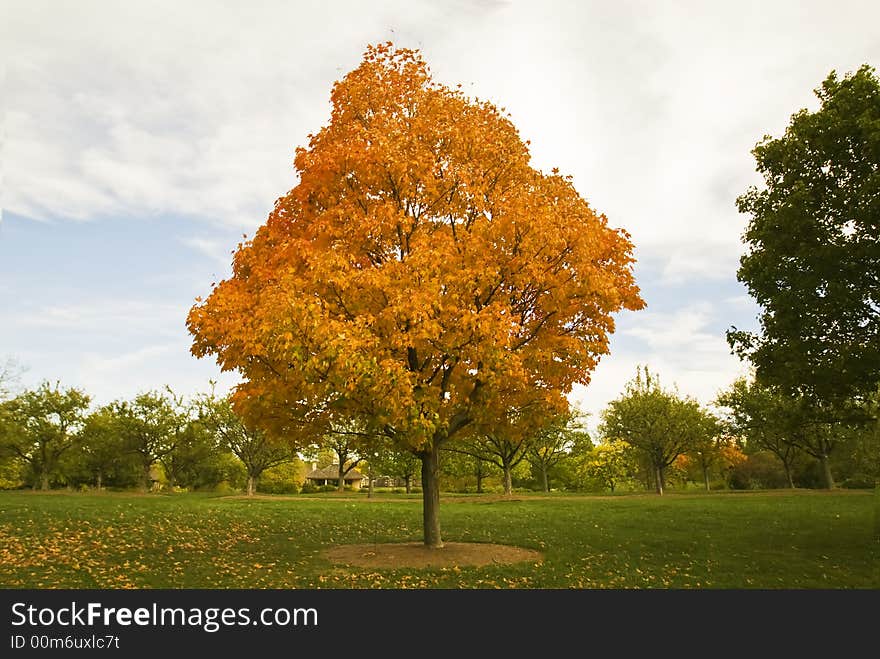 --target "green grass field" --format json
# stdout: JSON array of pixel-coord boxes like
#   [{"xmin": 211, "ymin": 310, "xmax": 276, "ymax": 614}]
[{"xmin": 0, "ymin": 490, "xmax": 876, "ymax": 589}]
